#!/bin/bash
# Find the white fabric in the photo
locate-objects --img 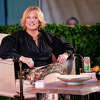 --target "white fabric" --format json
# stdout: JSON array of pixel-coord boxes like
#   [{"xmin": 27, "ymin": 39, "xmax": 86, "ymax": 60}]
[{"xmin": 39, "ymin": 0, "xmax": 100, "ymax": 25}]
